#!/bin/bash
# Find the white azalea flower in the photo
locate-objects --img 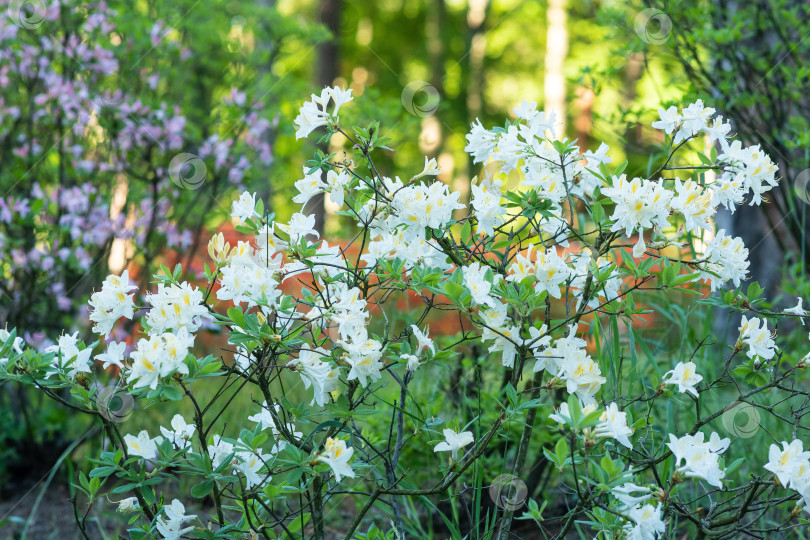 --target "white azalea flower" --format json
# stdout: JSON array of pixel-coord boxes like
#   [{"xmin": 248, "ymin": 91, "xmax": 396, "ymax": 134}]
[
  {"xmin": 95, "ymin": 341, "xmax": 127, "ymax": 370},
  {"xmin": 159, "ymin": 414, "xmax": 196, "ymax": 450},
  {"xmin": 595, "ymin": 403, "xmax": 633, "ymax": 448},
  {"xmin": 623, "ymin": 503, "xmax": 666, "ymax": 540},
  {"xmin": 433, "ymin": 429, "xmax": 474, "ymax": 460},
  {"xmin": 231, "ymin": 191, "xmax": 258, "ymax": 223},
  {"xmin": 414, "ymin": 156, "xmax": 441, "ymax": 179},
  {"xmin": 124, "ymin": 430, "xmax": 162, "ymax": 460},
  {"xmin": 764, "ymin": 439, "xmax": 810, "ymax": 489},
  {"xmin": 316, "ymin": 437, "xmax": 355, "ymax": 482},
  {"xmin": 155, "ymin": 499, "xmax": 196, "ymax": 540},
  {"xmin": 784, "ymin": 298, "xmax": 807, "ymax": 324},
  {"xmin": 738, "ymin": 316, "xmax": 777, "ymax": 360},
  {"xmin": 403, "ymin": 353, "xmax": 421, "ymax": 372},
  {"xmin": 662, "ymin": 361, "xmax": 702, "ymax": 397},
  {"xmin": 88, "ymin": 270, "xmax": 138, "ymax": 337},
  {"xmin": 410, "ymin": 324, "xmax": 435, "ymax": 356}
]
